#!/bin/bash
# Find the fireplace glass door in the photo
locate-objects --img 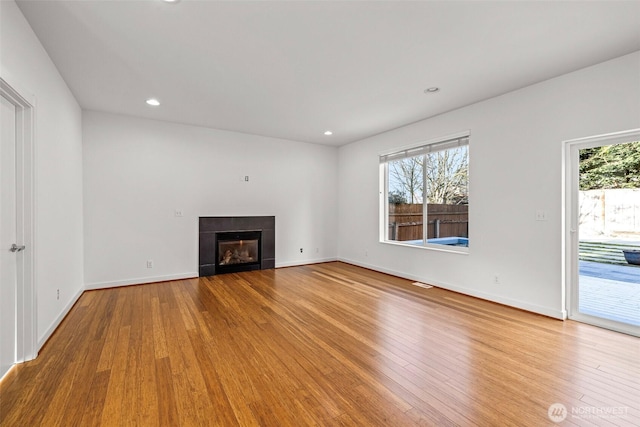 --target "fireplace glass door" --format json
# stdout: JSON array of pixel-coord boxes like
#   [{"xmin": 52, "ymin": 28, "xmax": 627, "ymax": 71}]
[{"xmin": 215, "ymin": 231, "xmax": 261, "ymax": 273}]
